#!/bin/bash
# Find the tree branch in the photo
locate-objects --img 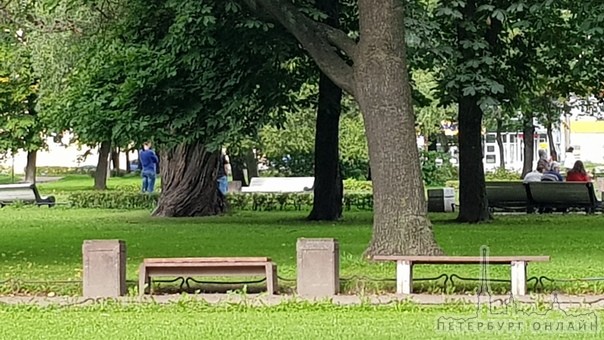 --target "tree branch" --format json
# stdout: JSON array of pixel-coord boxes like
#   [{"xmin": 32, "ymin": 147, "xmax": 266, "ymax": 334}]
[{"xmin": 244, "ymin": 0, "xmax": 357, "ymax": 96}]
